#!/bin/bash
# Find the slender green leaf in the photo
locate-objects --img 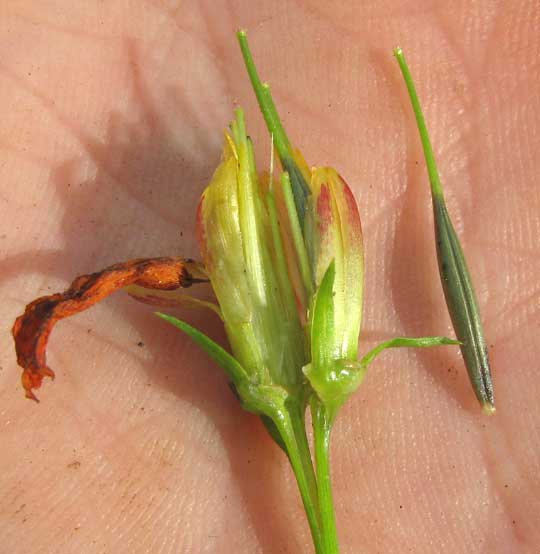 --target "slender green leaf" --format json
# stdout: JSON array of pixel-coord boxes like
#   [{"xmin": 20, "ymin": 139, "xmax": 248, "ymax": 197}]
[
  {"xmin": 310, "ymin": 261, "xmax": 336, "ymax": 372},
  {"xmin": 360, "ymin": 336, "xmax": 459, "ymax": 369},
  {"xmin": 155, "ymin": 312, "xmax": 247, "ymax": 385}
]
